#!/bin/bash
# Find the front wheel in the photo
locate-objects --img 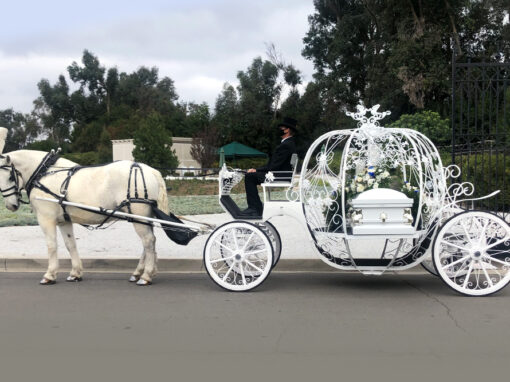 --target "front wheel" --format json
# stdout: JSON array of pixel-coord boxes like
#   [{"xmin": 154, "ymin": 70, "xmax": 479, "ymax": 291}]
[
  {"xmin": 432, "ymin": 211, "xmax": 510, "ymax": 296},
  {"xmin": 204, "ymin": 221, "xmax": 274, "ymax": 292}
]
